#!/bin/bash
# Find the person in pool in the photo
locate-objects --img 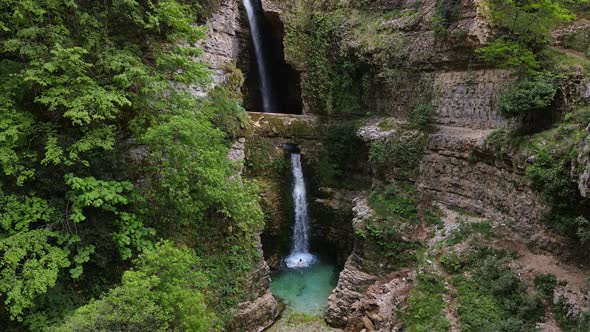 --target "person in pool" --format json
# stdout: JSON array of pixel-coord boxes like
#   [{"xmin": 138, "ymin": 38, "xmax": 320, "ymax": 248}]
[{"xmin": 297, "ymin": 259, "xmax": 303, "ymax": 268}]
